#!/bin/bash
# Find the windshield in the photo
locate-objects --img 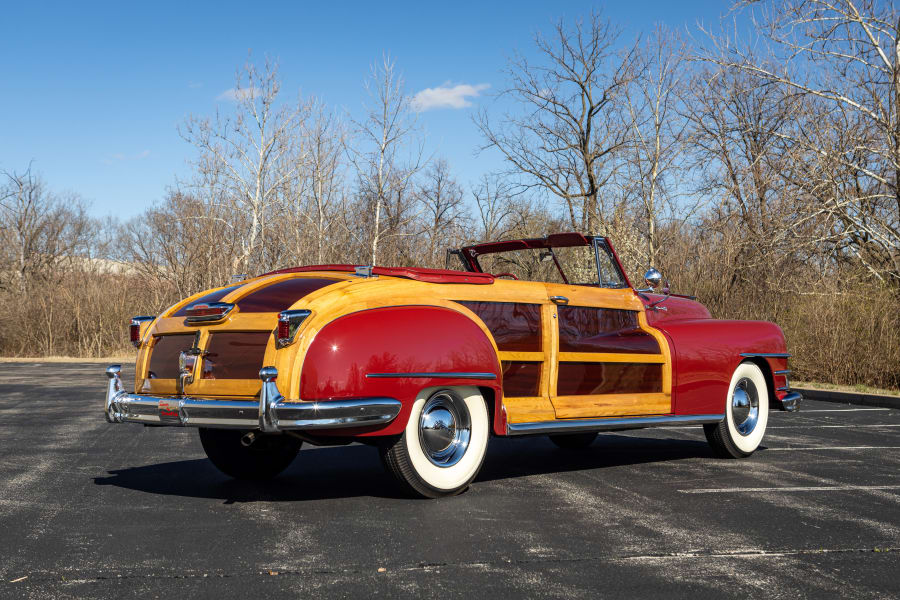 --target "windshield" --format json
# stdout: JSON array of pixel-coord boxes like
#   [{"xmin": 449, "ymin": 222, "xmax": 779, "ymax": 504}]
[{"xmin": 474, "ymin": 240, "xmax": 627, "ymax": 288}]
